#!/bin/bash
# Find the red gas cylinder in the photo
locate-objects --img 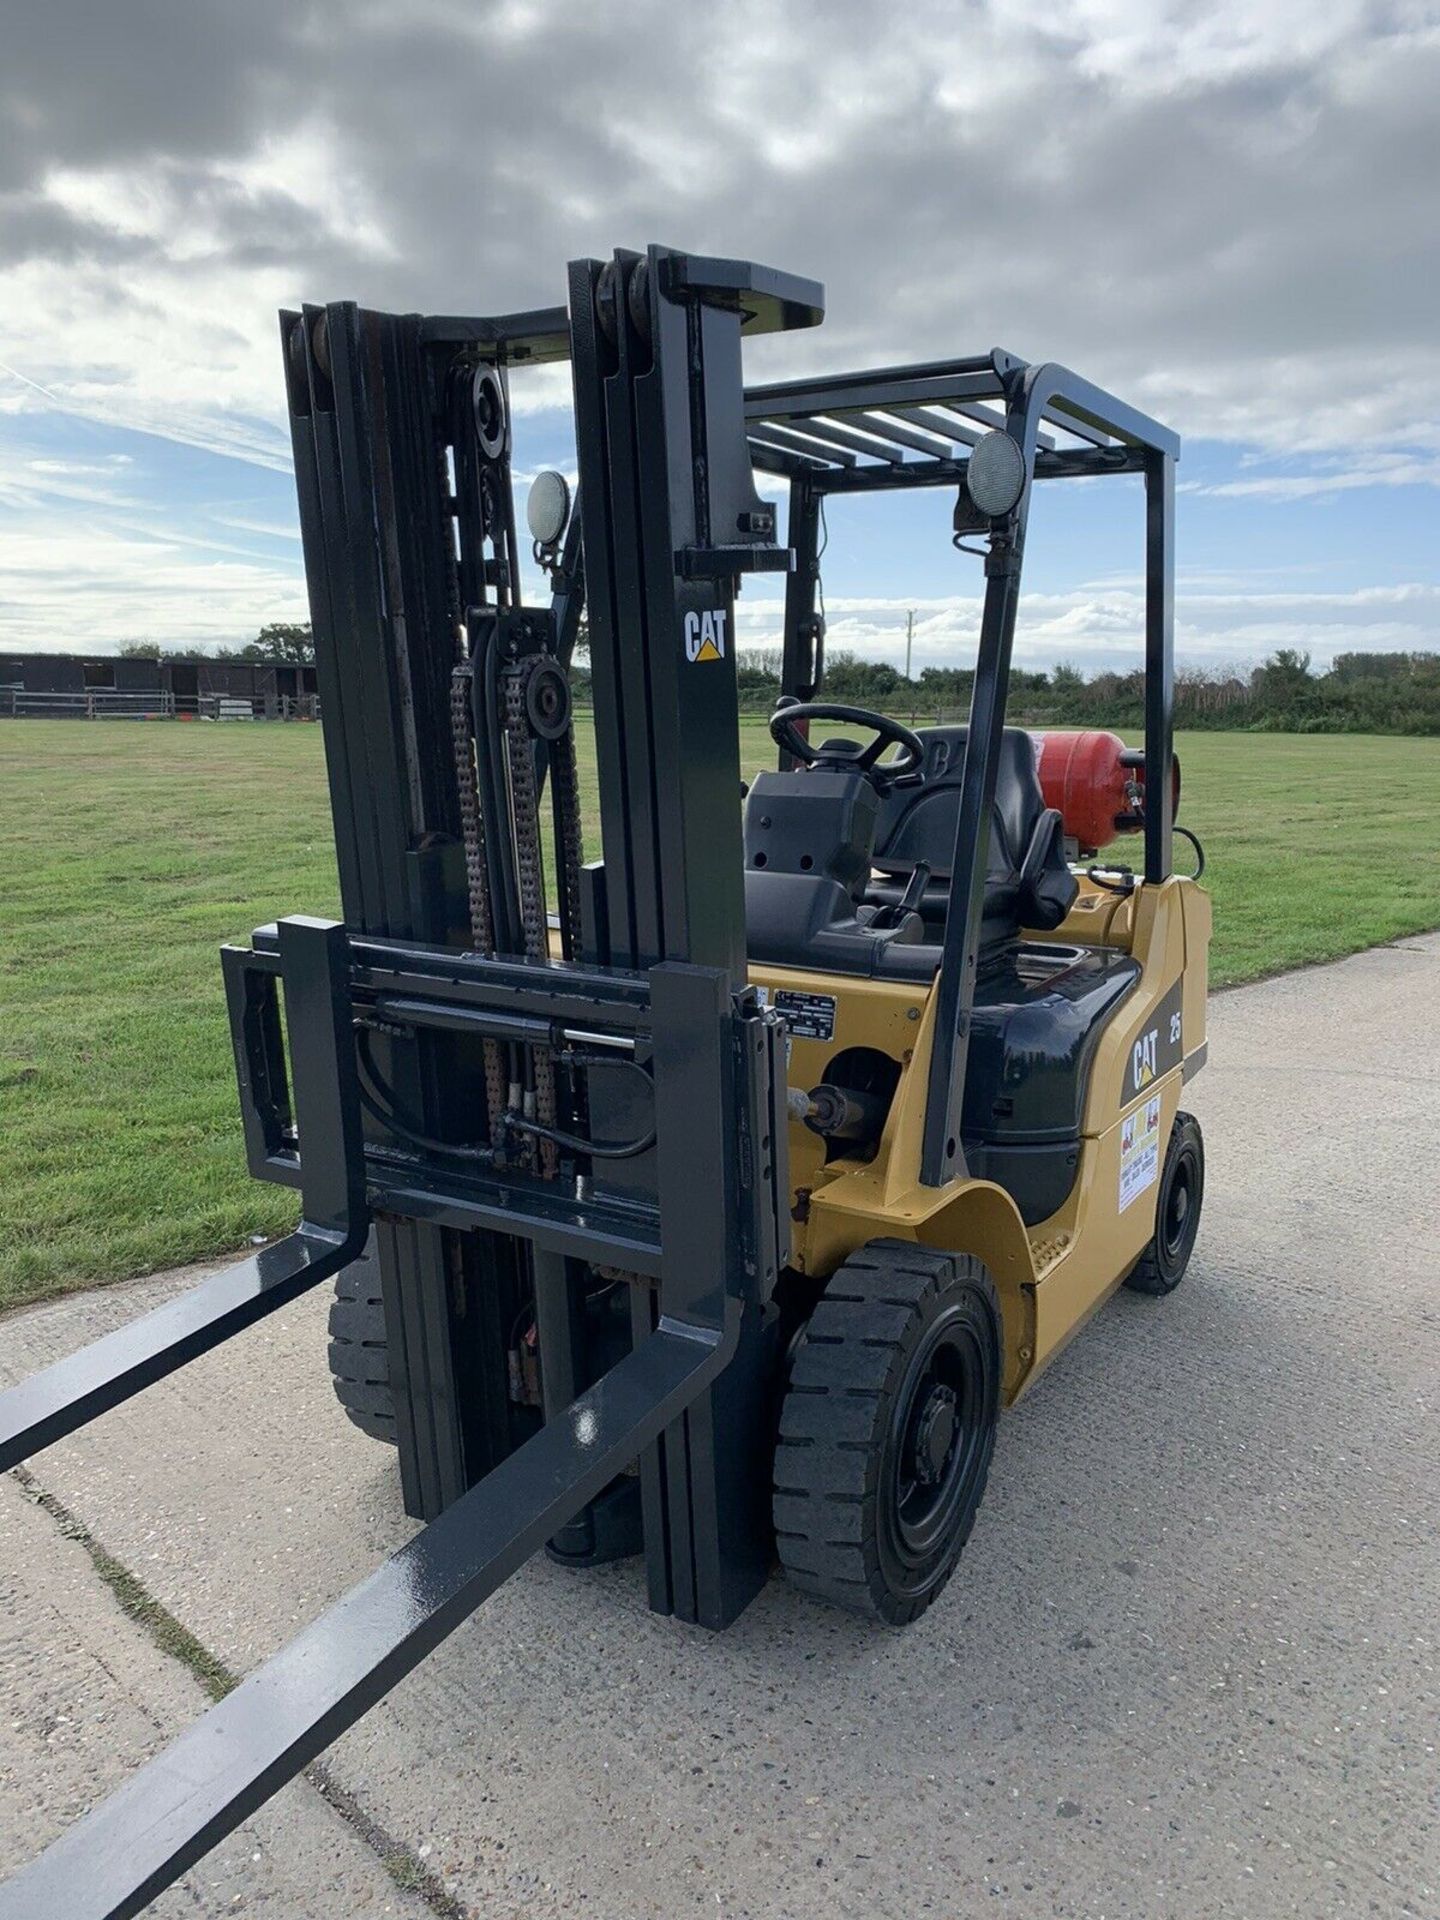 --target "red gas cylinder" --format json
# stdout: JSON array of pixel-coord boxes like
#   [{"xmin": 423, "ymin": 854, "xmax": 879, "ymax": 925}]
[{"xmin": 1031, "ymin": 730, "xmax": 1181, "ymax": 856}]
